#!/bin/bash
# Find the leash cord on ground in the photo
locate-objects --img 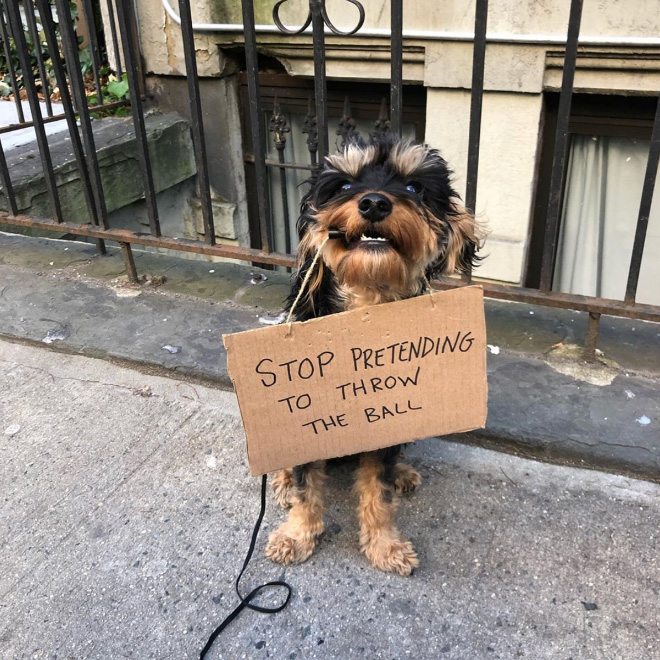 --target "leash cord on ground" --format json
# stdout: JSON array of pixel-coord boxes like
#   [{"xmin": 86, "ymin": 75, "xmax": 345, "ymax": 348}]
[{"xmin": 199, "ymin": 475, "xmax": 292, "ymax": 659}]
